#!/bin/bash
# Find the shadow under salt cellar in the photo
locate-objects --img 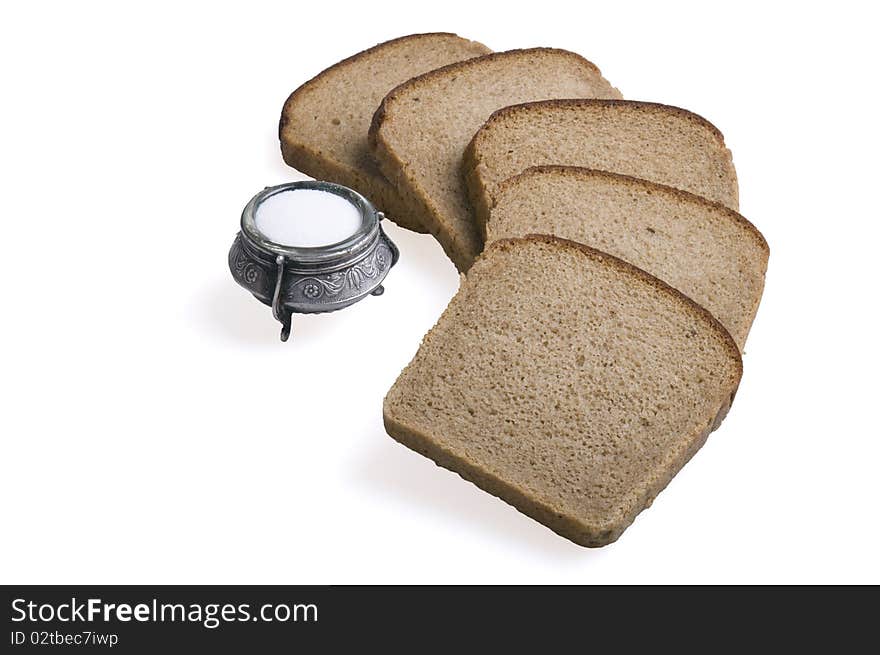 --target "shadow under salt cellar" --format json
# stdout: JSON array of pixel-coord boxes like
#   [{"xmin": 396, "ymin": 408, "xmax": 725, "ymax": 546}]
[{"xmin": 229, "ymin": 181, "xmax": 399, "ymax": 341}]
